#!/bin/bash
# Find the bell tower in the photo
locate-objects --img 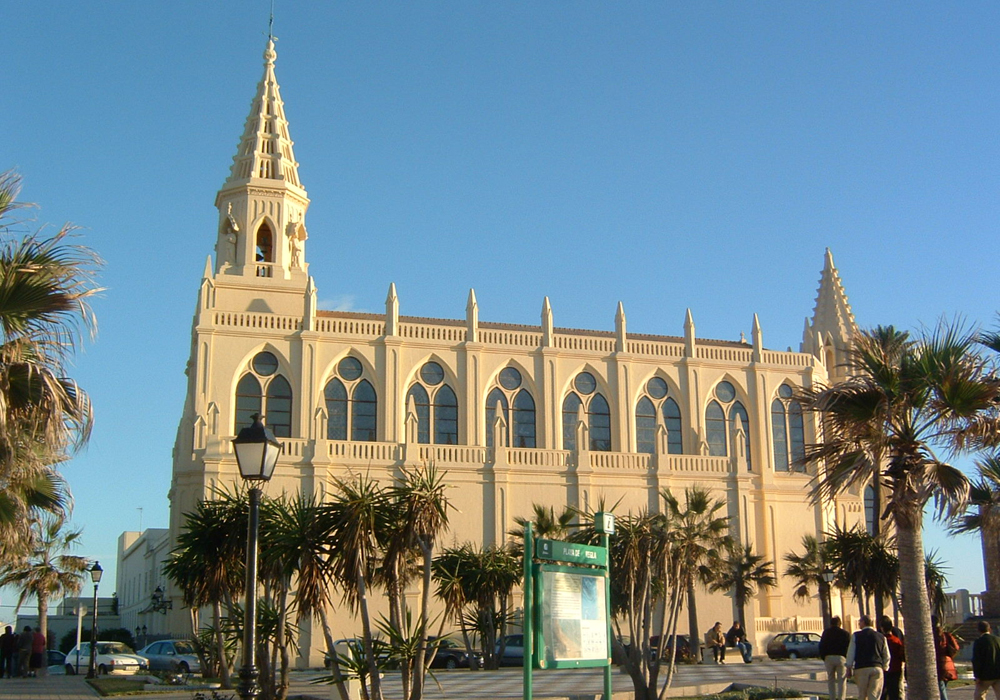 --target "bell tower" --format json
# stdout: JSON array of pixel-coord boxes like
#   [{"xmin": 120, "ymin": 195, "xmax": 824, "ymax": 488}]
[{"xmin": 214, "ymin": 39, "xmax": 309, "ymax": 283}]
